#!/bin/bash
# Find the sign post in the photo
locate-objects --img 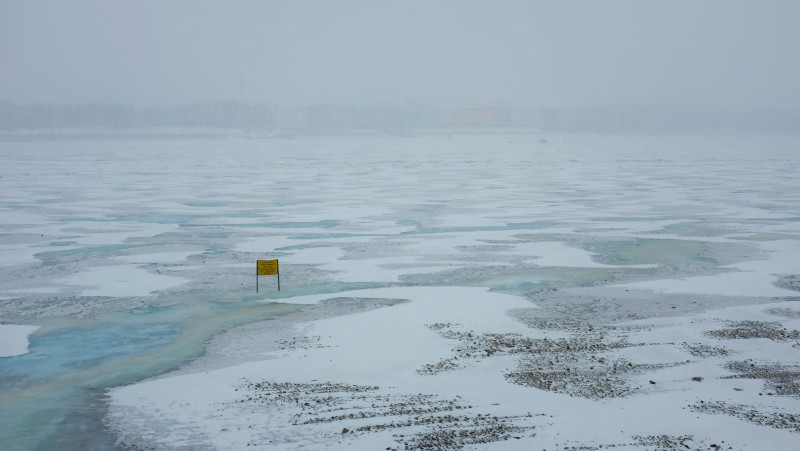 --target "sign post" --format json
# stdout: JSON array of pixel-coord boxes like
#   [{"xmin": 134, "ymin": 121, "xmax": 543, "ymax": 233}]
[{"xmin": 256, "ymin": 259, "xmax": 280, "ymax": 292}]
